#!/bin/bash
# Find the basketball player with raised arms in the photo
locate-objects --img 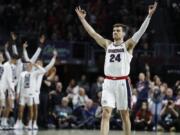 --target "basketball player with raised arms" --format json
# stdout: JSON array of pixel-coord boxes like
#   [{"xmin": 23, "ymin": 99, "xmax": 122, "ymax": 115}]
[
  {"xmin": 1, "ymin": 54, "xmax": 18, "ymax": 129},
  {"xmin": 76, "ymin": 2, "xmax": 157, "ymax": 135}
]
